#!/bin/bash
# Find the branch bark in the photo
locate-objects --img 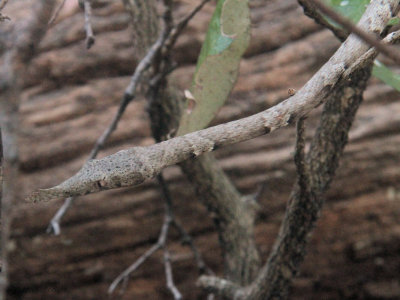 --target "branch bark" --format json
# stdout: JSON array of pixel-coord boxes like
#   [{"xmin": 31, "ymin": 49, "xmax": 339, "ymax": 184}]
[
  {"xmin": 180, "ymin": 154, "xmax": 260, "ymax": 284},
  {"xmin": 29, "ymin": 0, "xmax": 398, "ymax": 203},
  {"xmin": 198, "ymin": 0, "xmax": 399, "ymax": 298},
  {"xmin": 0, "ymin": 1, "xmax": 56, "ymax": 298},
  {"xmin": 145, "ymin": 0, "xmax": 260, "ymax": 284},
  {"xmin": 243, "ymin": 57, "xmax": 373, "ymax": 300}
]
